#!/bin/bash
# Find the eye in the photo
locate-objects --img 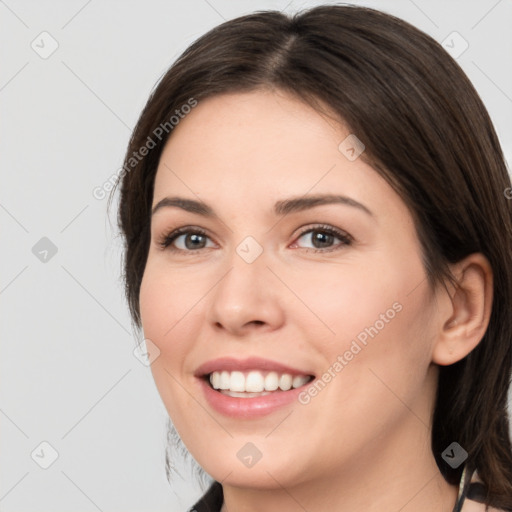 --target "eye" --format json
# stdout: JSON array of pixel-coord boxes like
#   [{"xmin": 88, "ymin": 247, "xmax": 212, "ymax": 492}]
[
  {"xmin": 156, "ymin": 224, "xmax": 352, "ymax": 254},
  {"xmin": 291, "ymin": 224, "xmax": 352, "ymax": 252},
  {"xmin": 157, "ymin": 227, "xmax": 215, "ymax": 252}
]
